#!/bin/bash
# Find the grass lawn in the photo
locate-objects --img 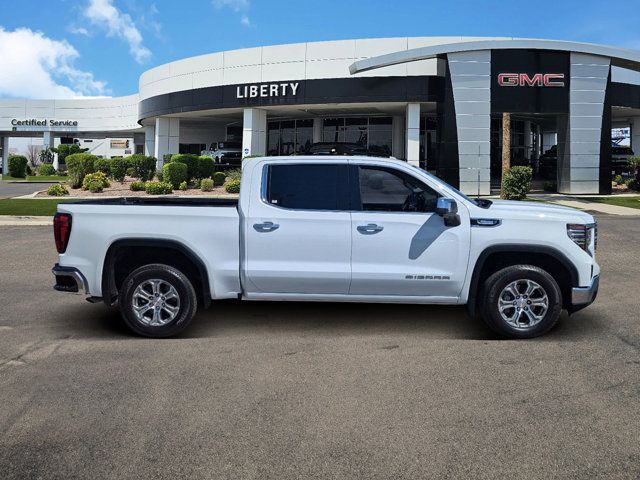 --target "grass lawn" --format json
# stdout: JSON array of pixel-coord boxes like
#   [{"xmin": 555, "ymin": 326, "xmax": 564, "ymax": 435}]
[
  {"xmin": 579, "ymin": 196, "xmax": 640, "ymax": 210},
  {"xmin": 0, "ymin": 199, "xmax": 75, "ymax": 216},
  {"xmin": 1, "ymin": 175, "xmax": 67, "ymax": 182}
]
